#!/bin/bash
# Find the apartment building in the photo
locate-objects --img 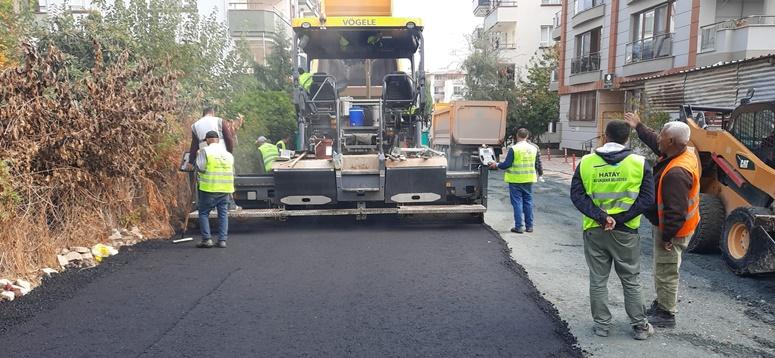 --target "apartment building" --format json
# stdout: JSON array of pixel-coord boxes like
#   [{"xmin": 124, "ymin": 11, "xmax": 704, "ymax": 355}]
[
  {"xmin": 473, "ymin": 0, "xmax": 562, "ymax": 79},
  {"xmin": 553, "ymin": 0, "xmax": 775, "ymax": 151},
  {"xmin": 427, "ymin": 71, "xmax": 467, "ymax": 103},
  {"xmin": 227, "ymin": 0, "xmax": 318, "ymax": 65}
]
